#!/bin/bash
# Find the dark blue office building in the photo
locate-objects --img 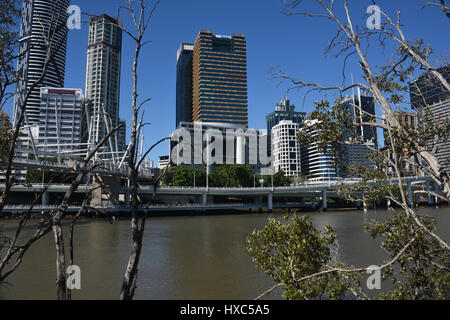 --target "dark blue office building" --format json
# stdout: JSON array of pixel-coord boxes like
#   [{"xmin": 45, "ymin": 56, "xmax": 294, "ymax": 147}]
[
  {"xmin": 266, "ymin": 97, "xmax": 306, "ymax": 155},
  {"xmin": 176, "ymin": 43, "xmax": 194, "ymax": 128}
]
